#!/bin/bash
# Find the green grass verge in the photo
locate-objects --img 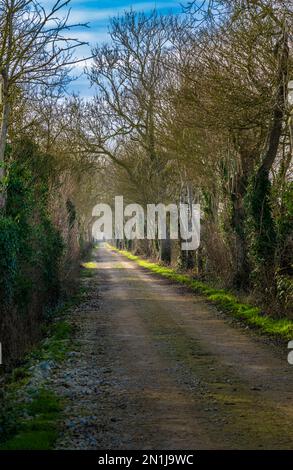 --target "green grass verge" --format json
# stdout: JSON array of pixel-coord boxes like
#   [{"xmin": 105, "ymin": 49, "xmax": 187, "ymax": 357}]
[
  {"xmin": 109, "ymin": 245, "xmax": 293, "ymax": 342},
  {"xmin": 0, "ymin": 318, "xmax": 71, "ymax": 450},
  {"xmin": 0, "ymin": 254, "xmax": 94, "ymax": 450},
  {"xmin": 0, "ymin": 389, "xmax": 61, "ymax": 450},
  {"xmin": 28, "ymin": 320, "xmax": 73, "ymax": 364},
  {"xmin": 0, "ymin": 289, "xmax": 83, "ymax": 449}
]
